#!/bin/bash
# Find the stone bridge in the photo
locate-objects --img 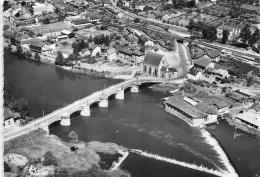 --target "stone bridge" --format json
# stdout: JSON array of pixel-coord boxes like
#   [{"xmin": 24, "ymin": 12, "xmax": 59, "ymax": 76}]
[{"xmin": 4, "ymin": 76, "xmax": 171, "ymax": 142}]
